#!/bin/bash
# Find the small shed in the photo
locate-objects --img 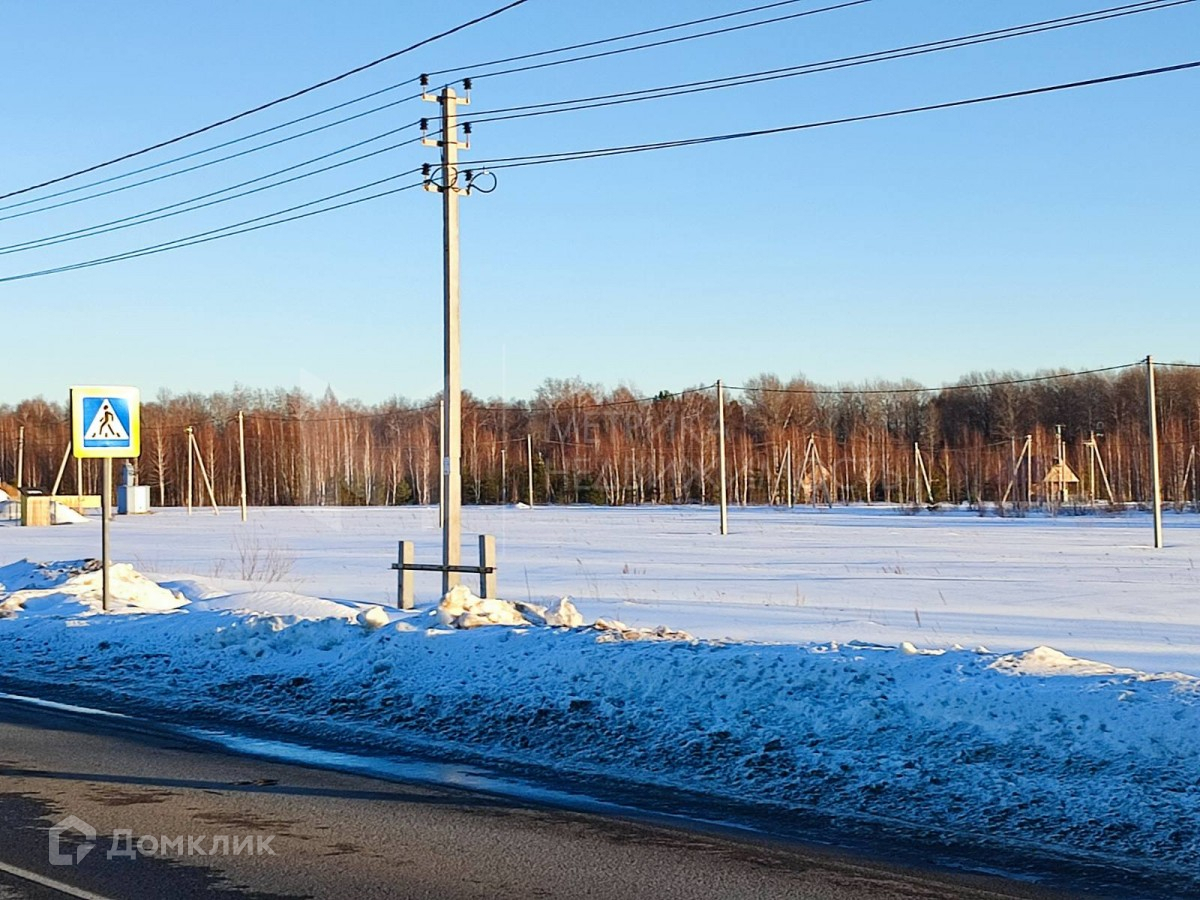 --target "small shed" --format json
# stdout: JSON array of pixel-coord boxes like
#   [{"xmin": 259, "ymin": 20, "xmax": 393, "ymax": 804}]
[
  {"xmin": 19, "ymin": 487, "xmax": 52, "ymax": 527},
  {"xmin": 1042, "ymin": 458, "xmax": 1081, "ymax": 502}
]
